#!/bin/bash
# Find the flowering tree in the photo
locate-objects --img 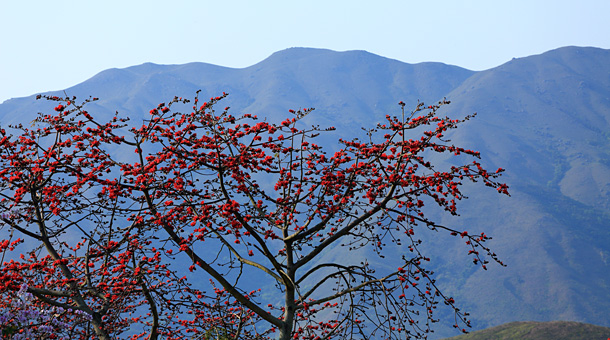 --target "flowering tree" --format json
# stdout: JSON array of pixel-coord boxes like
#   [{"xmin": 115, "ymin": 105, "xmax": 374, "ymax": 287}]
[
  {"xmin": 0, "ymin": 97, "xmax": 263, "ymax": 339},
  {"xmin": 0, "ymin": 92, "xmax": 508, "ymax": 339}
]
